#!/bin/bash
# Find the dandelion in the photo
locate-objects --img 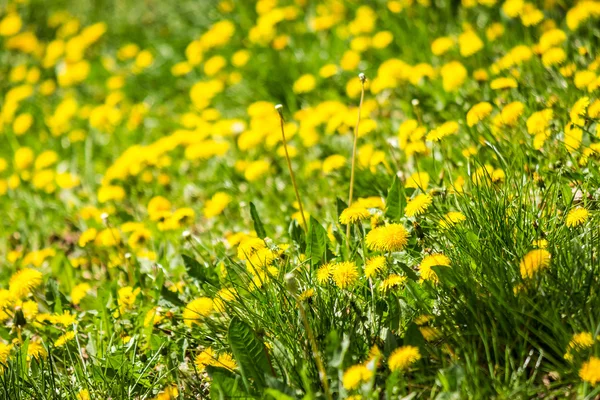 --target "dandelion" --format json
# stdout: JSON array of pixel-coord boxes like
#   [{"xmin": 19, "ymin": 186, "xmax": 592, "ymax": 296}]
[
  {"xmin": 78, "ymin": 228, "xmax": 97, "ymax": 247},
  {"xmin": 426, "ymin": 122, "xmax": 458, "ymax": 142},
  {"xmin": 364, "ymin": 256, "xmax": 386, "ymax": 278},
  {"xmin": 54, "ymin": 331, "xmax": 76, "ymax": 347},
  {"xmin": 458, "ymin": 30, "xmax": 483, "ymax": 57},
  {"xmin": 117, "ymin": 286, "xmax": 140, "ymax": 315},
  {"xmin": 567, "ymin": 332, "xmax": 594, "ymax": 353},
  {"xmin": 466, "ymin": 102, "xmax": 493, "ymax": 127},
  {"xmin": 70, "ymin": 283, "xmax": 91, "ymax": 305},
  {"xmin": 379, "ymin": 274, "xmax": 407, "ymax": 292},
  {"xmin": 366, "ymin": 224, "xmax": 410, "ymax": 252},
  {"xmin": 27, "ymin": 340, "xmax": 47, "ymax": 361},
  {"xmin": 339, "ymin": 207, "xmax": 371, "ymax": 224},
  {"xmin": 542, "ymin": 48, "xmax": 566, "ymax": 67},
  {"xmin": 405, "ymin": 172, "xmax": 430, "ymax": 190},
  {"xmin": 439, "ymin": 211, "xmax": 466, "ymax": 229},
  {"xmin": 332, "ymin": 261, "xmax": 359, "ymax": 289},
  {"xmin": 388, "ymin": 346, "xmax": 421, "ymax": 371},
  {"xmin": 293, "ymin": 74, "xmax": 316, "ymax": 94},
  {"xmin": 9, "ymin": 268, "xmax": 43, "ymax": 298},
  {"xmin": 566, "ymin": 207, "xmax": 589, "ymax": 227},
  {"xmin": 570, "ymin": 97, "xmax": 589, "ymax": 127},
  {"xmin": 419, "ymin": 253, "xmax": 451, "ymax": 283},
  {"xmin": 203, "ymin": 192, "xmax": 232, "ymax": 218},
  {"xmin": 501, "ymin": 101, "xmax": 525, "ymax": 126},
  {"xmin": 183, "ymin": 297, "xmax": 214, "ymax": 326},
  {"xmin": 519, "ymin": 249, "xmax": 551, "ymax": 279},
  {"xmin": 343, "ymin": 364, "xmax": 373, "ymax": 390},
  {"xmin": 298, "ymin": 288, "xmax": 315, "ymax": 302},
  {"xmin": 405, "ymin": 194, "xmax": 432, "ymax": 217},
  {"xmin": 490, "ymin": 77, "xmax": 517, "ymax": 90},
  {"xmin": 316, "ymin": 263, "xmax": 334, "ymax": 284},
  {"xmin": 580, "ymin": 357, "xmax": 600, "ymax": 385}
]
